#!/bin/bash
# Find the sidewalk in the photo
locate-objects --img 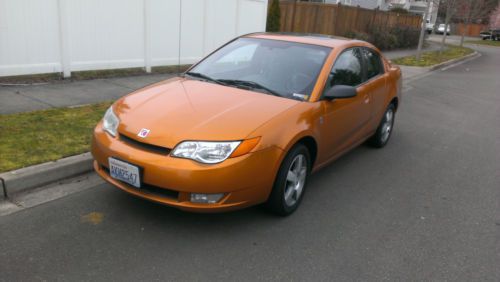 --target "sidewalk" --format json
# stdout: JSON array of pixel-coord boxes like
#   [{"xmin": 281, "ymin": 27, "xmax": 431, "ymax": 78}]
[
  {"xmin": 0, "ymin": 73, "xmax": 175, "ymax": 114},
  {"xmin": 0, "ymin": 41, "xmax": 442, "ymax": 115}
]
